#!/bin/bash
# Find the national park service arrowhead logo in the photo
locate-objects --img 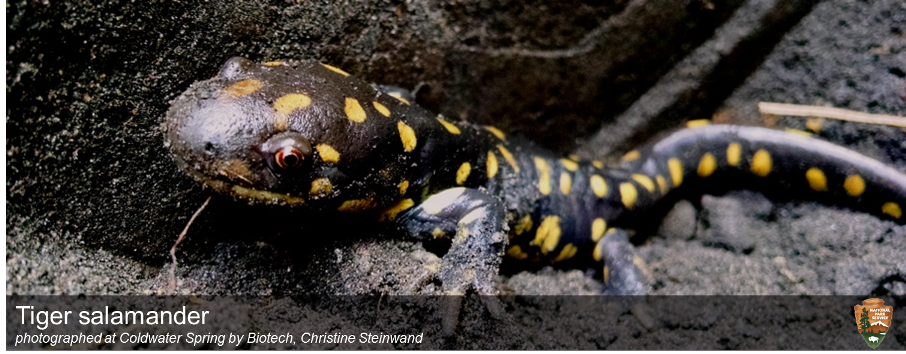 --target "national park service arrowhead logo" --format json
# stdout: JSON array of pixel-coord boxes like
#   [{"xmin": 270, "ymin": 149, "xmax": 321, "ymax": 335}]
[{"xmin": 854, "ymin": 298, "xmax": 892, "ymax": 349}]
